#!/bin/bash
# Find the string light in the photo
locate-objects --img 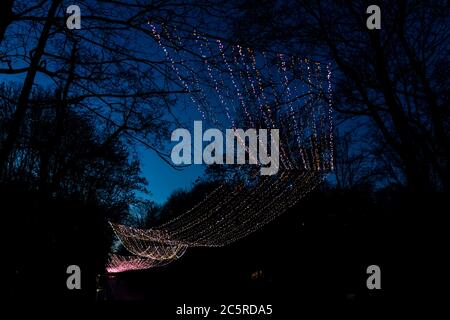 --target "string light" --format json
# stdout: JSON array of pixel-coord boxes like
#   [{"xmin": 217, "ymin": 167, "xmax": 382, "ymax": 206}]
[
  {"xmin": 217, "ymin": 39, "xmax": 254, "ymax": 126},
  {"xmin": 106, "ymin": 254, "xmax": 180, "ymax": 273},
  {"xmin": 109, "ymin": 23, "xmax": 335, "ymax": 273},
  {"xmin": 278, "ymin": 53, "xmax": 302, "ymax": 169},
  {"xmin": 194, "ymin": 31, "xmax": 234, "ymax": 127},
  {"xmin": 110, "ymin": 171, "xmax": 322, "ymax": 249},
  {"xmin": 110, "ymin": 222, "xmax": 188, "ymax": 259},
  {"xmin": 148, "ymin": 23, "xmax": 207, "ymax": 120},
  {"xmin": 327, "ymin": 63, "xmax": 335, "ymax": 170}
]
